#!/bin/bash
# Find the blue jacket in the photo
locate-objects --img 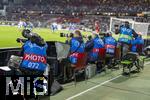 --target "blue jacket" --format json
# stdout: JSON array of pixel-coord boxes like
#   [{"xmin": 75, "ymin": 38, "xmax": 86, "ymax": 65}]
[
  {"xmin": 21, "ymin": 40, "xmax": 48, "ymax": 71},
  {"xmin": 70, "ymin": 37, "xmax": 85, "ymax": 53},
  {"xmin": 93, "ymin": 36, "xmax": 104, "ymax": 49},
  {"xmin": 119, "ymin": 25, "xmax": 133, "ymax": 44},
  {"xmin": 86, "ymin": 36, "xmax": 104, "ymax": 61},
  {"xmin": 131, "ymin": 36, "xmax": 144, "ymax": 52},
  {"xmin": 69, "ymin": 37, "xmax": 85, "ymax": 64},
  {"xmin": 104, "ymin": 36, "xmax": 116, "ymax": 54}
]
